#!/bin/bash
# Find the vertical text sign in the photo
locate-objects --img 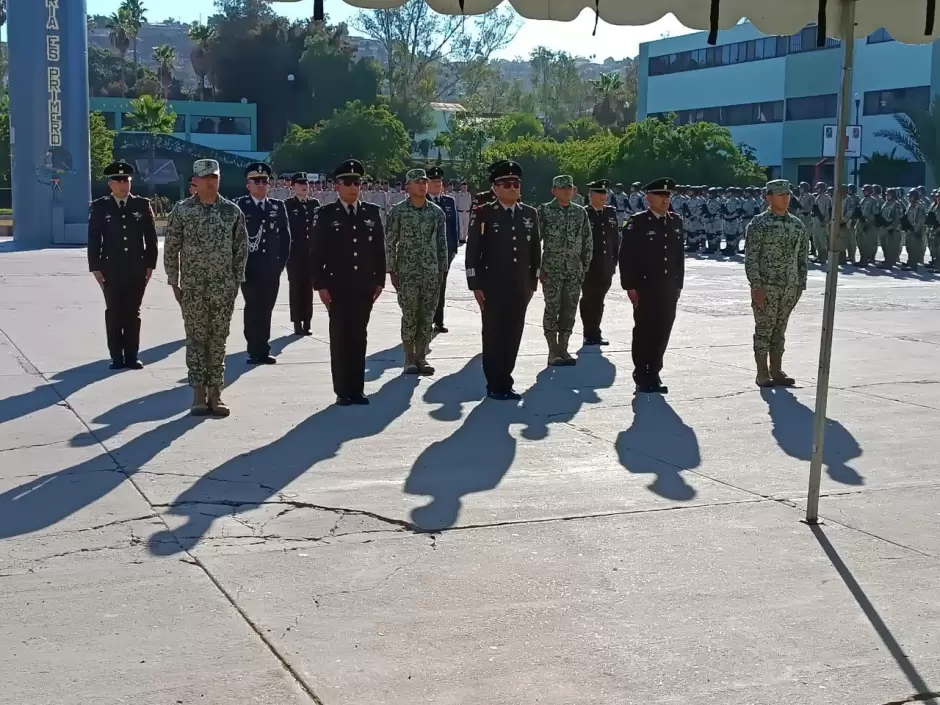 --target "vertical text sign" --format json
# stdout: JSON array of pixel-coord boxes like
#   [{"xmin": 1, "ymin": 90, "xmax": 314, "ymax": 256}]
[{"xmin": 46, "ymin": 0, "xmax": 62, "ymax": 147}]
